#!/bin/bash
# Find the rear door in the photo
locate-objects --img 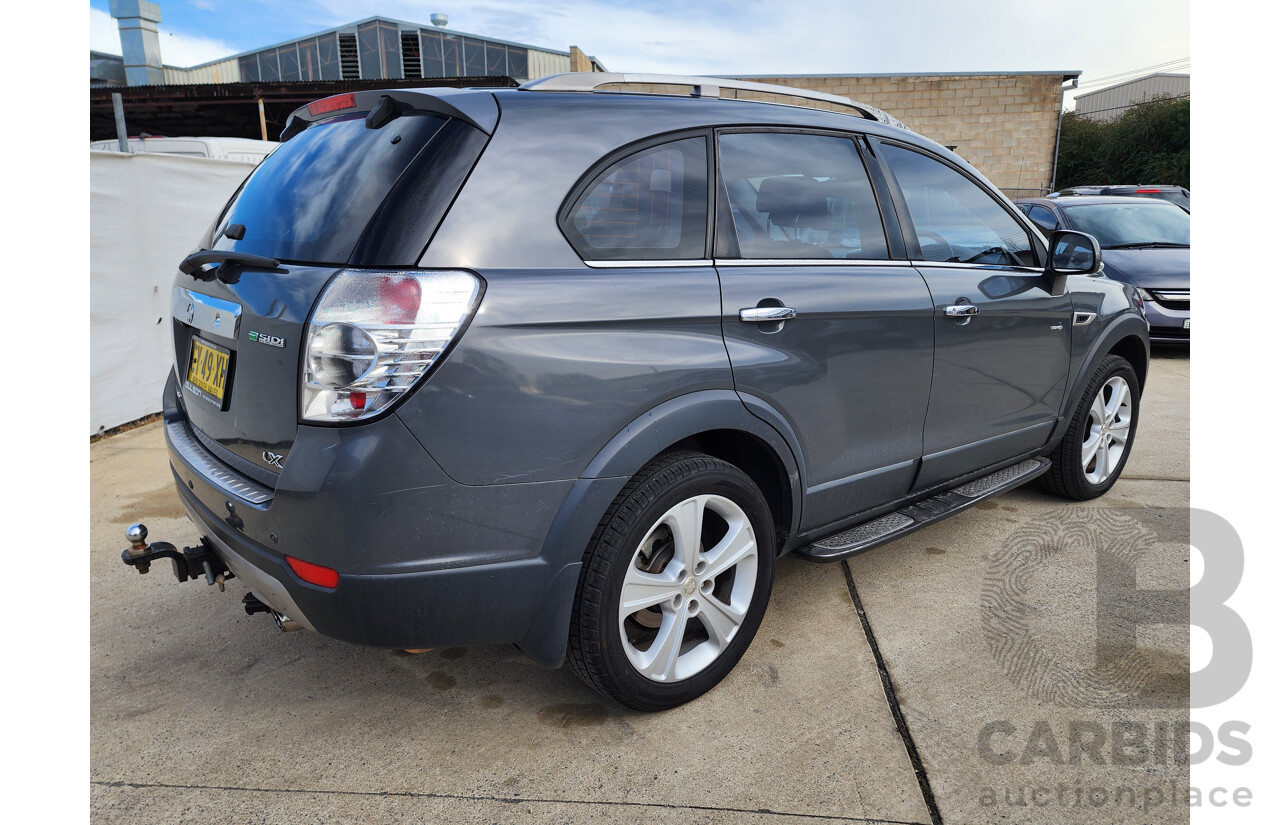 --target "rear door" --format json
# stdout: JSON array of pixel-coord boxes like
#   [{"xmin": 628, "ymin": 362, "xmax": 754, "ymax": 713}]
[
  {"xmin": 874, "ymin": 140, "xmax": 1072, "ymax": 488},
  {"xmin": 714, "ymin": 130, "xmax": 934, "ymax": 529}
]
